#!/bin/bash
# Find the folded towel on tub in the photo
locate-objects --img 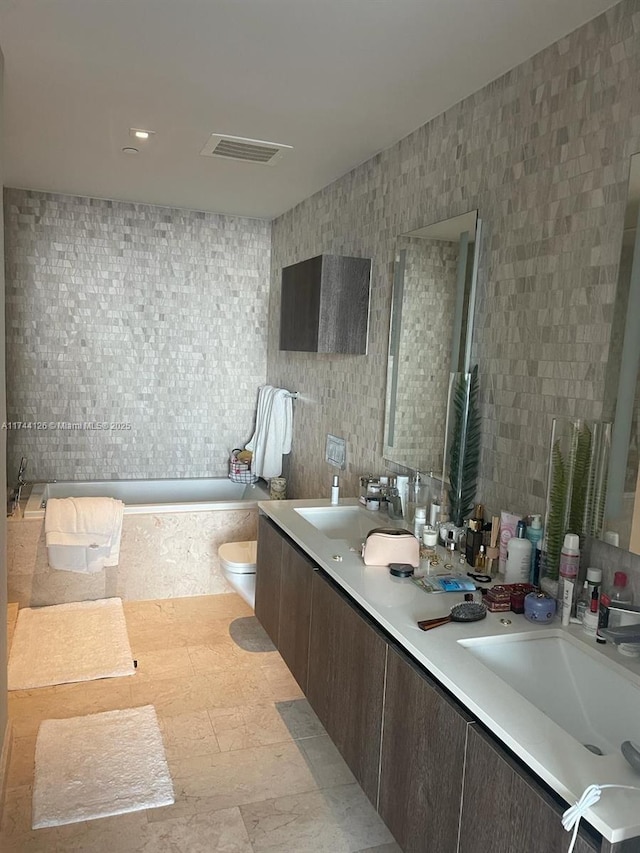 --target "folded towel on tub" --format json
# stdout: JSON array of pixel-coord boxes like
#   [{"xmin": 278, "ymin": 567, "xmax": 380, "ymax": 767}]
[{"xmin": 45, "ymin": 497, "xmax": 125, "ymax": 573}]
